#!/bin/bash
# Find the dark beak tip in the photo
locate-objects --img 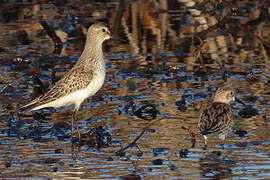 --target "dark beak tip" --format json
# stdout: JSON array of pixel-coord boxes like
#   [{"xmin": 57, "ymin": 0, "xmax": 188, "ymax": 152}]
[
  {"xmin": 235, "ymin": 97, "xmax": 245, "ymax": 106},
  {"xmin": 108, "ymin": 32, "xmax": 112, "ymax": 38}
]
